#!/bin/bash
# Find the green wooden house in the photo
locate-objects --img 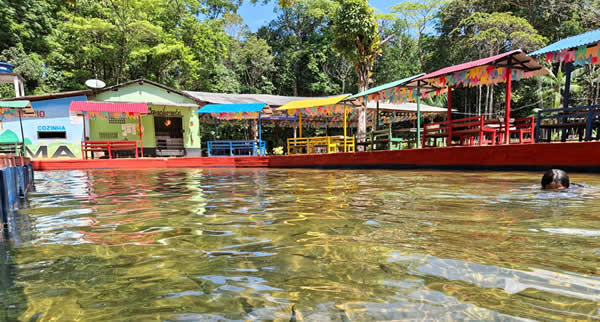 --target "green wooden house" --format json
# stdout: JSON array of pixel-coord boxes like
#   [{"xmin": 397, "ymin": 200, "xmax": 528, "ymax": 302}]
[{"xmin": 89, "ymin": 79, "xmax": 204, "ymax": 157}]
